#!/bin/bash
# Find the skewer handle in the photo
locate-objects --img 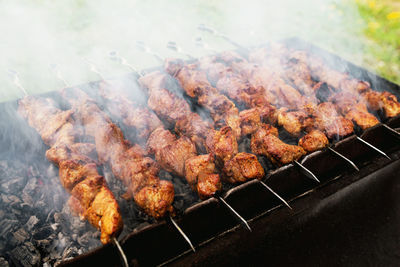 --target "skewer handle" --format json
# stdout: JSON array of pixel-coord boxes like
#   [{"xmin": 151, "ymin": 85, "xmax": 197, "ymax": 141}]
[{"xmin": 112, "ymin": 237, "xmax": 129, "ymax": 267}]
